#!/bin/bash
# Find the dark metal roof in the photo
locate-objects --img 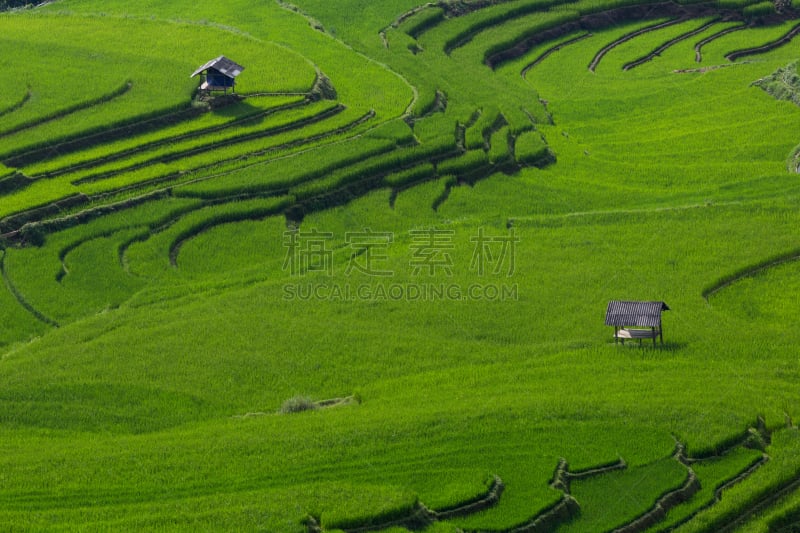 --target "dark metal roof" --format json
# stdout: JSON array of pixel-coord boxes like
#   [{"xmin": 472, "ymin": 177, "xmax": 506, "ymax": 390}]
[
  {"xmin": 191, "ymin": 56, "xmax": 244, "ymax": 79},
  {"xmin": 605, "ymin": 301, "xmax": 669, "ymax": 328}
]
